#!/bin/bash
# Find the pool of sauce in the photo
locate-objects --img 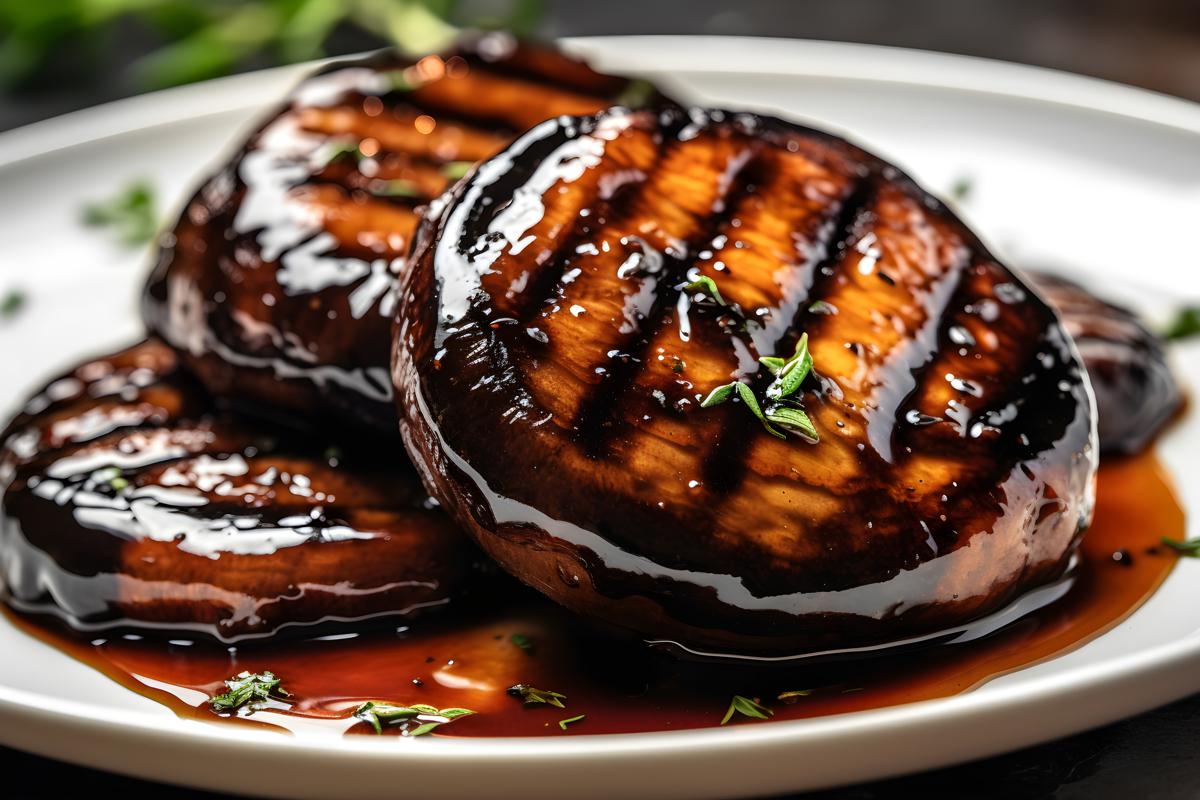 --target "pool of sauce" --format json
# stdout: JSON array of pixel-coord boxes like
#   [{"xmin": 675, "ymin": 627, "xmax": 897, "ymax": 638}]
[{"xmin": 2, "ymin": 450, "xmax": 1183, "ymax": 738}]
